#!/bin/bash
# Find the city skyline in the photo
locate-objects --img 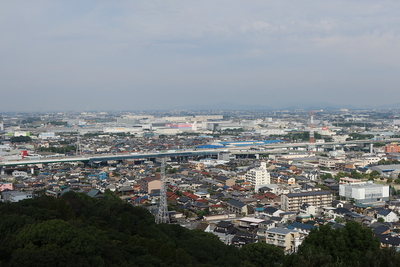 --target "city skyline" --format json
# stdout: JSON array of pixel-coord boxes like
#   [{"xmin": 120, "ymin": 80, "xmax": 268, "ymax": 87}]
[{"xmin": 1, "ymin": 1, "xmax": 400, "ymax": 112}]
